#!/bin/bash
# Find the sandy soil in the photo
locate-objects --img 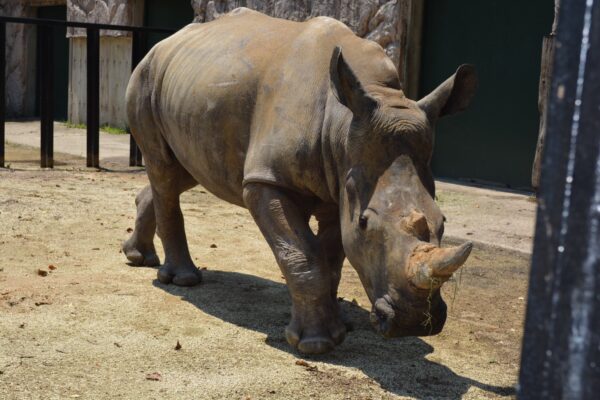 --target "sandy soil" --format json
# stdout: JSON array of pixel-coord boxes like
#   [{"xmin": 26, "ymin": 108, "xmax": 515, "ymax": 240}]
[{"xmin": 0, "ymin": 143, "xmax": 528, "ymax": 399}]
